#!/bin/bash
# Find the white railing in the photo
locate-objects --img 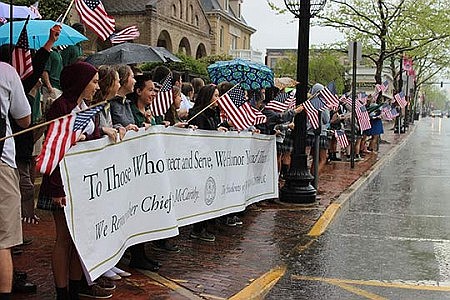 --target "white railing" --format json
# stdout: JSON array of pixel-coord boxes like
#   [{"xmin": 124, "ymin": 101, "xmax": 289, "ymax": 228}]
[{"xmin": 229, "ymin": 49, "xmax": 264, "ymax": 63}]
